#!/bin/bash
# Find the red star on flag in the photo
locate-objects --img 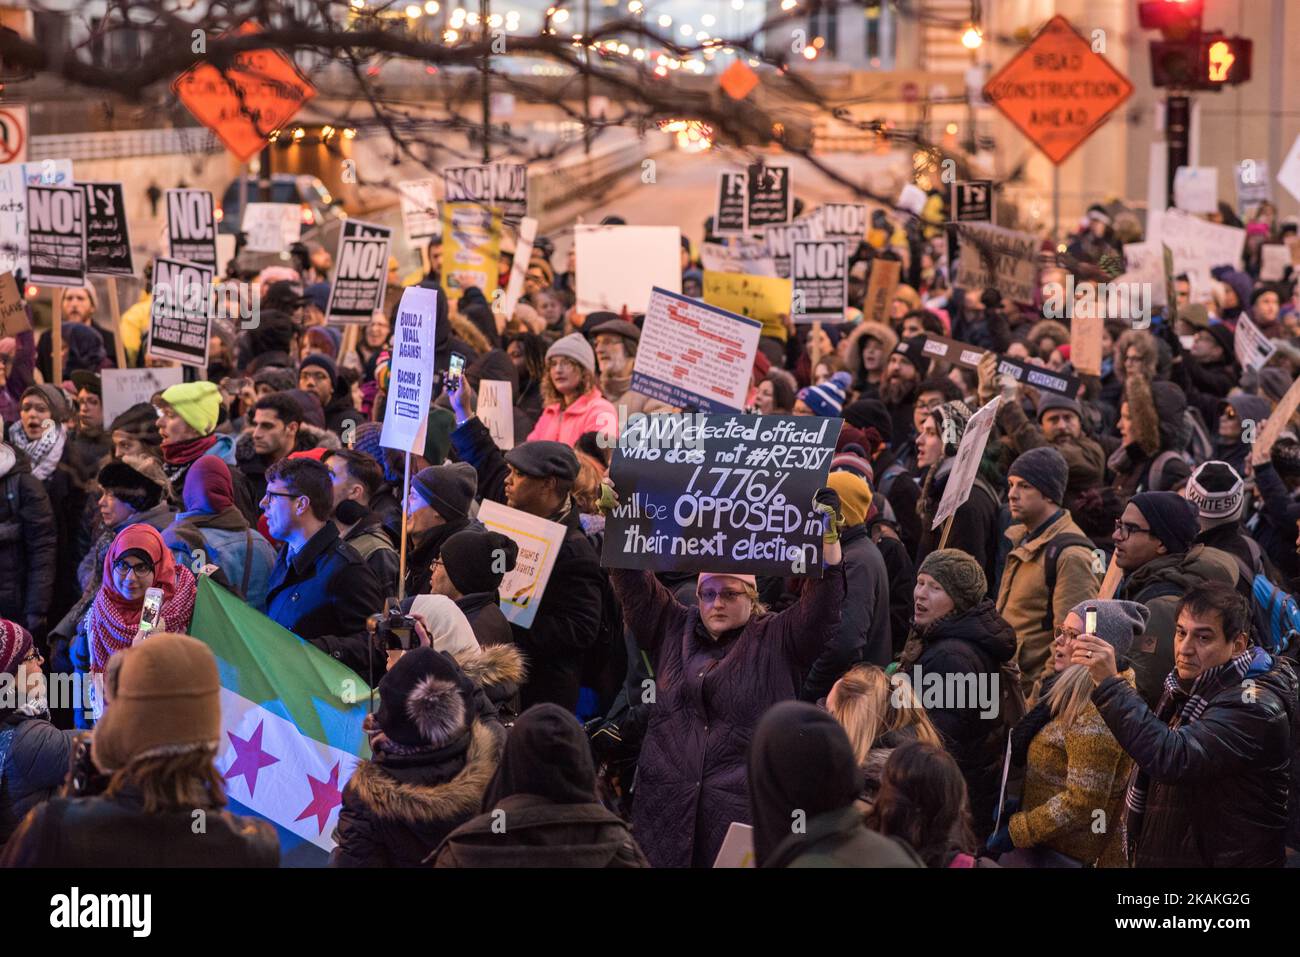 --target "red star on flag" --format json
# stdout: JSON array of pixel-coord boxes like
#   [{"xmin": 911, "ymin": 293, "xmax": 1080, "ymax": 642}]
[
  {"xmin": 295, "ymin": 762, "xmax": 344, "ymax": 835},
  {"xmin": 223, "ymin": 721, "xmax": 280, "ymax": 798}
]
